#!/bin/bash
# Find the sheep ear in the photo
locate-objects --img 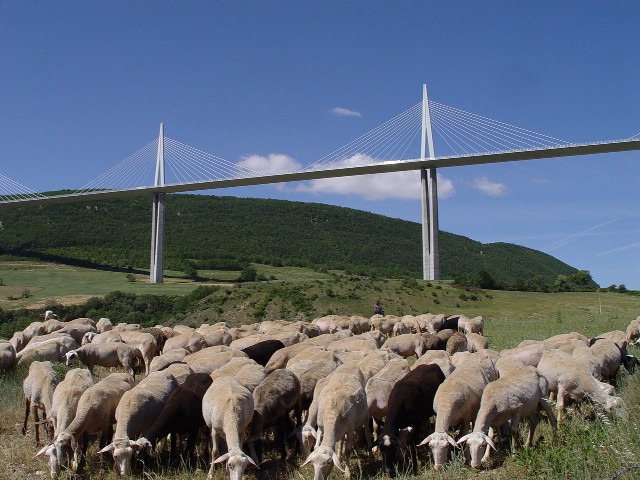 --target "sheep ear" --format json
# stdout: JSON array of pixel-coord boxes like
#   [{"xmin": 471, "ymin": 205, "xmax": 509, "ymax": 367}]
[
  {"xmin": 213, "ymin": 453, "xmax": 230, "ymax": 465},
  {"xmin": 307, "ymin": 426, "xmax": 317, "ymax": 439},
  {"xmin": 446, "ymin": 434, "xmax": 457, "ymax": 447},
  {"xmin": 417, "ymin": 434, "xmax": 433, "ymax": 447},
  {"xmin": 245, "ymin": 453, "xmax": 259, "ymax": 469},
  {"xmin": 130, "ymin": 439, "xmax": 145, "ymax": 452},
  {"xmin": 456, "ymin": 434, "xmax": 471, "ymax": 445},
  {"xmin": 301, "ymin": 453, "xmax": 314, "ymax": 467},
  {"xmin": 34, "ymin": 444, "xmax": 53, "ymax": 458},
  {"xmin": 99, "ymin": 444, "xmax": 114, "ymax": 454},
  {"xmin": 332, "ymin": 451, "xmax": 345, "ymax": 473},
  {"xmin": 483, "ymin": 434, "xmax": 497, "ymax": 451}
]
